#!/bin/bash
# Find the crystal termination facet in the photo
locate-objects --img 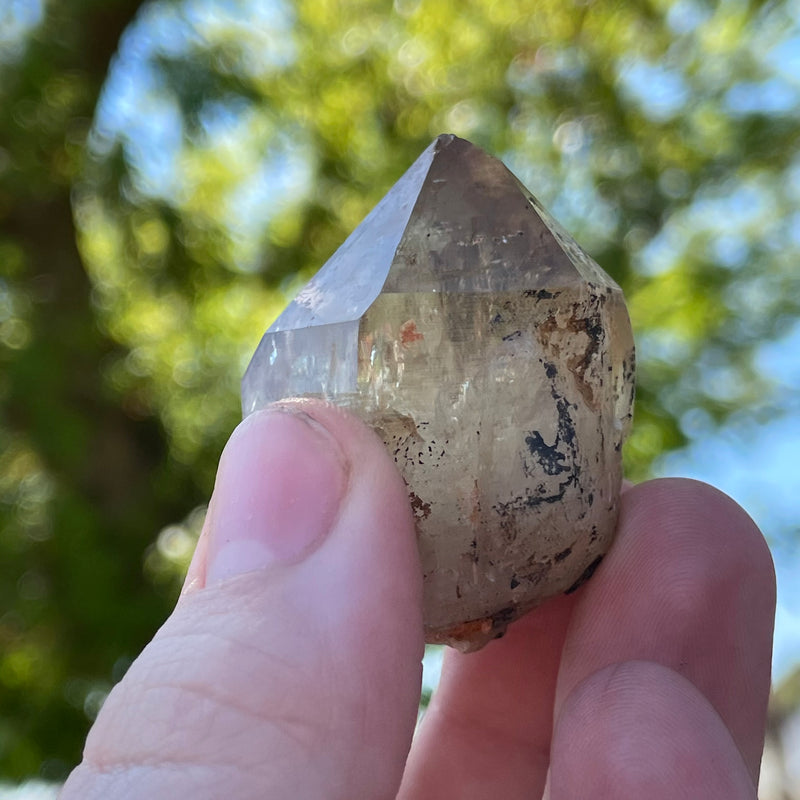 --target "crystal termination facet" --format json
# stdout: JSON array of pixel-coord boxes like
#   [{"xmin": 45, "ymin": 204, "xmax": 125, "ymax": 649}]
[{"xmin": 243, "ymin": 135, "xmax": 635, "ymax": 652}]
